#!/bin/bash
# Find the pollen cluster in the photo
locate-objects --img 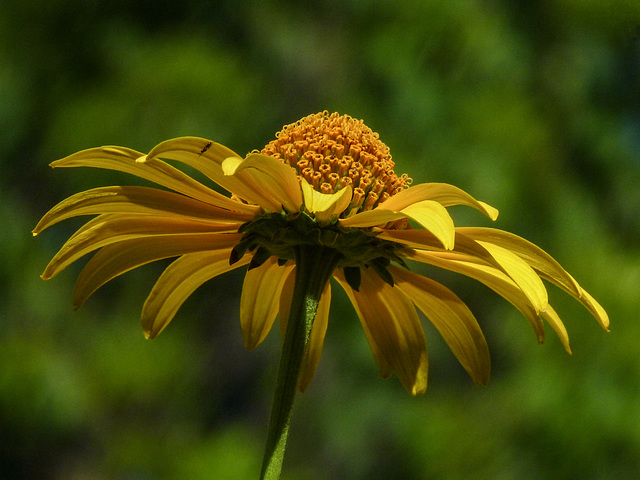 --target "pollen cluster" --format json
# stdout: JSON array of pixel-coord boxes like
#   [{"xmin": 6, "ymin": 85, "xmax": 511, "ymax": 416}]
[{"xmin": 261, "ymin": 111, "xmax": 411, "ymax": 212}]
